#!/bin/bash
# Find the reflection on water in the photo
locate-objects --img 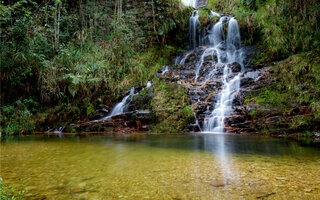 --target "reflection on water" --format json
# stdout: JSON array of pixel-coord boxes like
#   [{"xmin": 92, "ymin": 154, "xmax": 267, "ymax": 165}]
[{"xmin": 1, "ymin": 134, "xmax": 320, "ymax": 199}]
